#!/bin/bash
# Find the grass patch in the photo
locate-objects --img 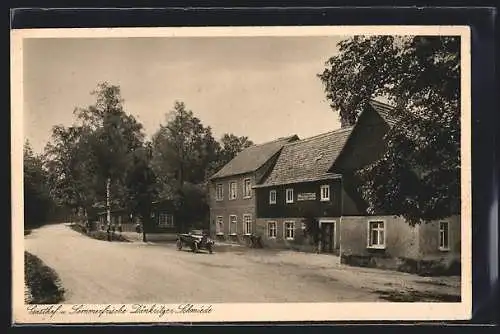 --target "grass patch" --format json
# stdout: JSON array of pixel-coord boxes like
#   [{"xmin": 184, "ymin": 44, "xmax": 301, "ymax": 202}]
[
  {"xmin": 24, "ymin": 252, "xmax": 65, "ymax": 304},
  {"xmin": 69, "ymin": 223, "xmax": 130, "ymax": 242},
  {"xmin": 375, "ymin": 289, "xmax": 461, "ymax": 302}
]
